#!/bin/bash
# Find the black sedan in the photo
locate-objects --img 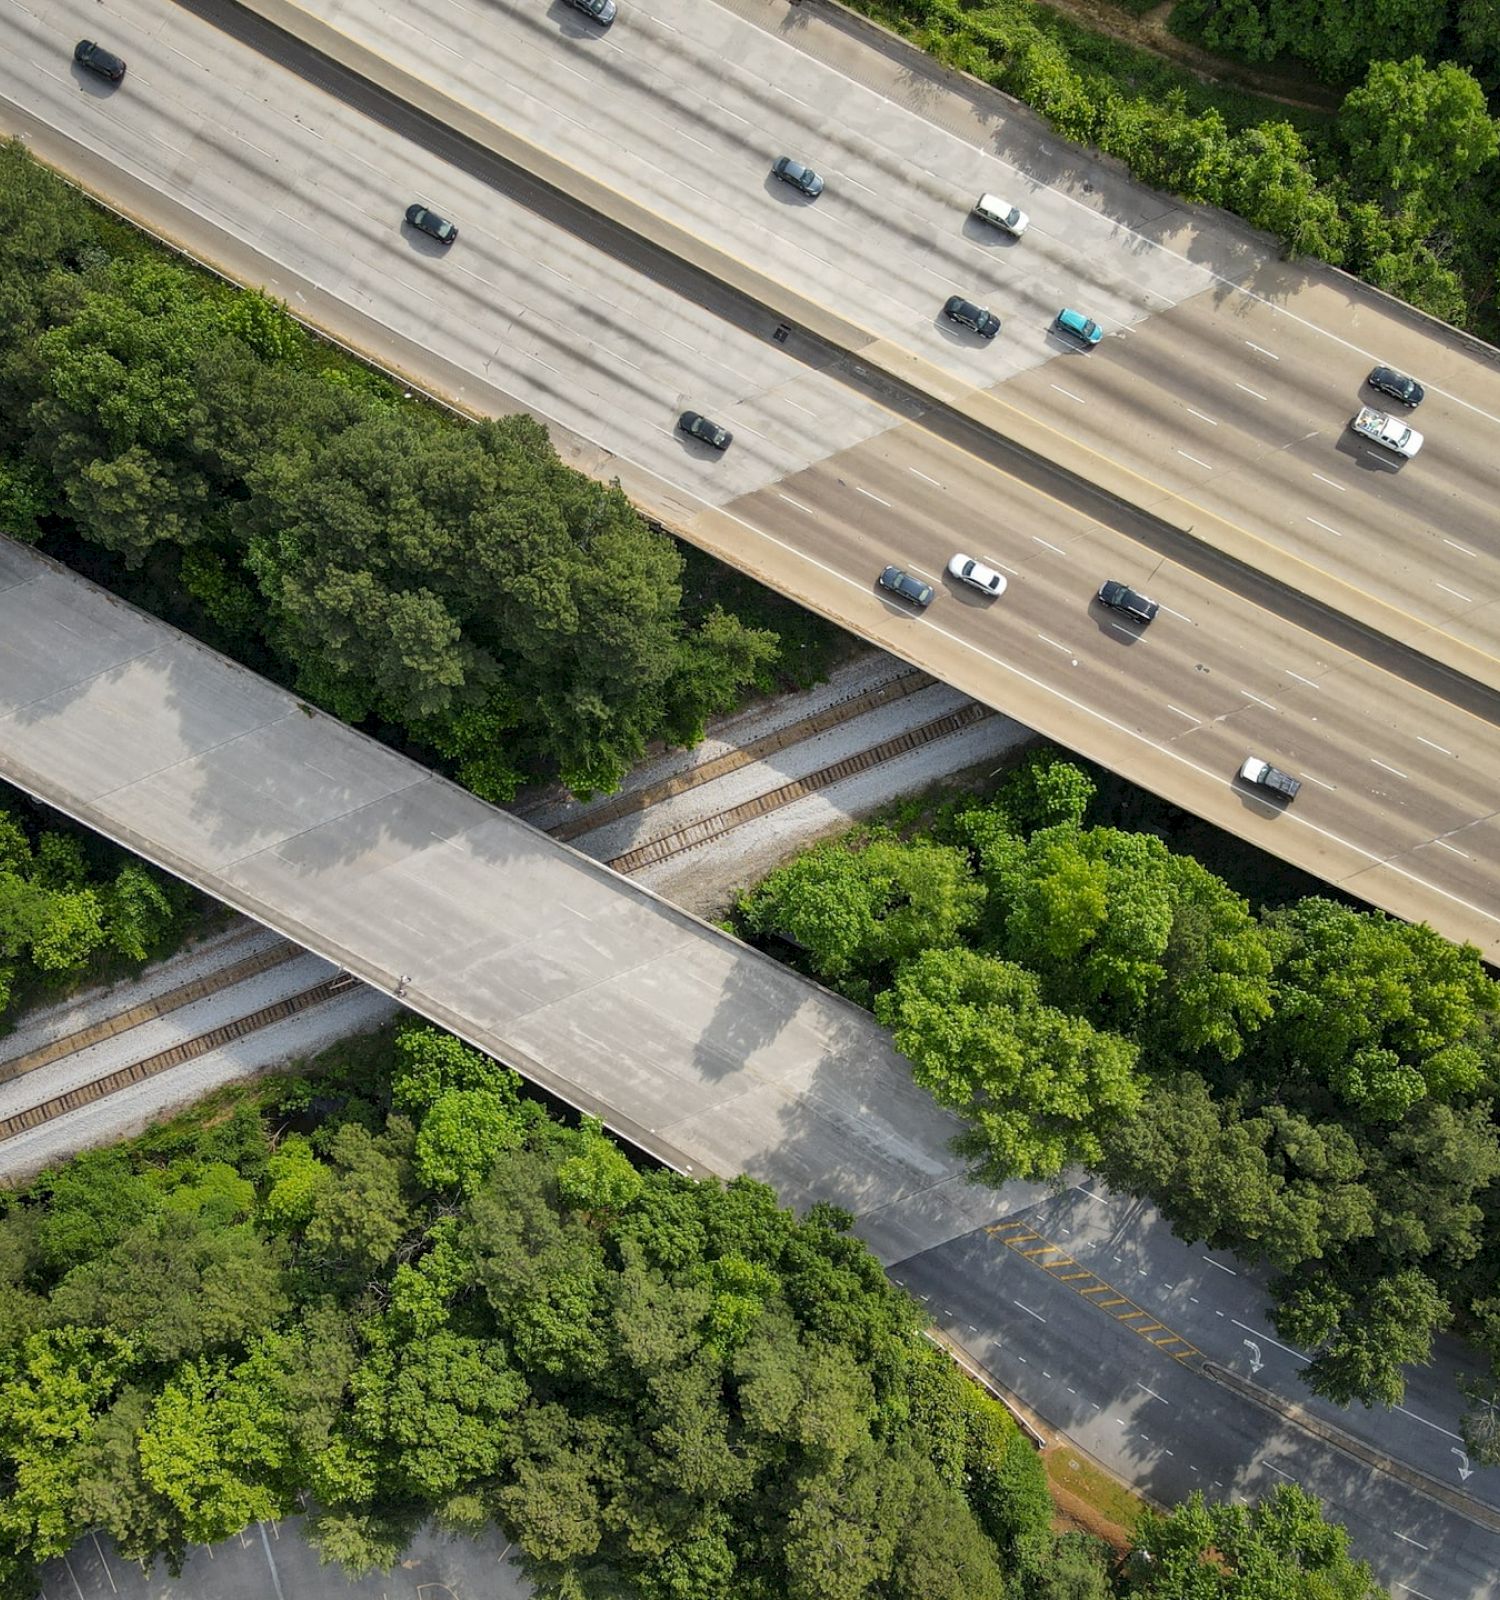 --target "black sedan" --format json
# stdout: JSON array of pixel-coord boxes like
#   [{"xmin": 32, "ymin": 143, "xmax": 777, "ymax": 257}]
[
  {"xmin": 679, "ymin": 411, "xmax": 732, "ymax": 450},
  {"xmin": 74, "ymin": 40, "xmax": 126, "ymax": 82},
  {"xmin": 1096, "ymin": 579, "xmax": 1159, "ymax": 625},
  {"xmin": 771, "ymin": 157, "xmax": 825, "ymax": 198},
  {"xmin": 1367, "ymin": 365, "xmax": 1424, "ymax": 407},
  {"xmin": 405, "ymin": 204, "xmax": 458, "ymax": 245},
  {"xmin": 943, "ymin": 296, "xmax": 1001, "ymax": 340},
  {"xmin": 878, "ymin": 565, "xmax": 934, "ymax": 608},
  {"xmin": 563, "ymin": 0, "xmax": 618, "ymax": 24}
]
